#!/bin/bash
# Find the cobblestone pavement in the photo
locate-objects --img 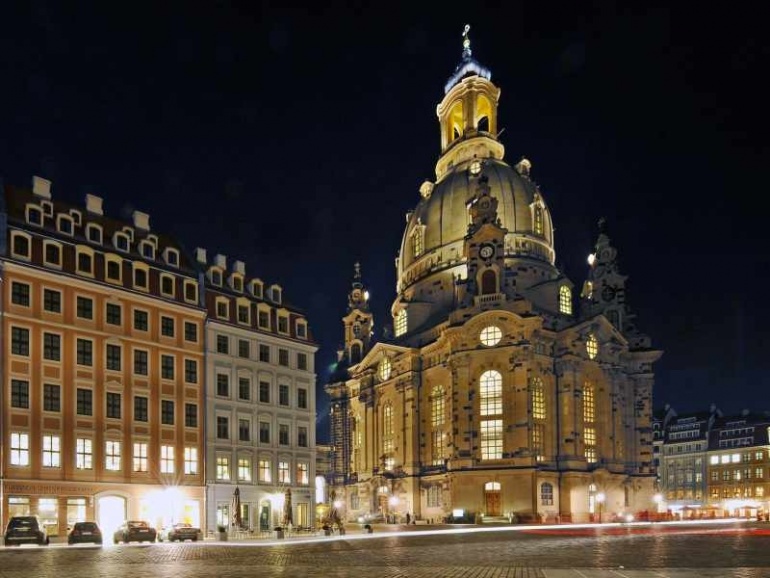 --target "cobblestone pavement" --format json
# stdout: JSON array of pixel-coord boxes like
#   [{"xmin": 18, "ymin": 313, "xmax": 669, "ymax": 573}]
[{"xmin": 1, "ymin": 521, "xmax": 770, "ymax": 578}]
